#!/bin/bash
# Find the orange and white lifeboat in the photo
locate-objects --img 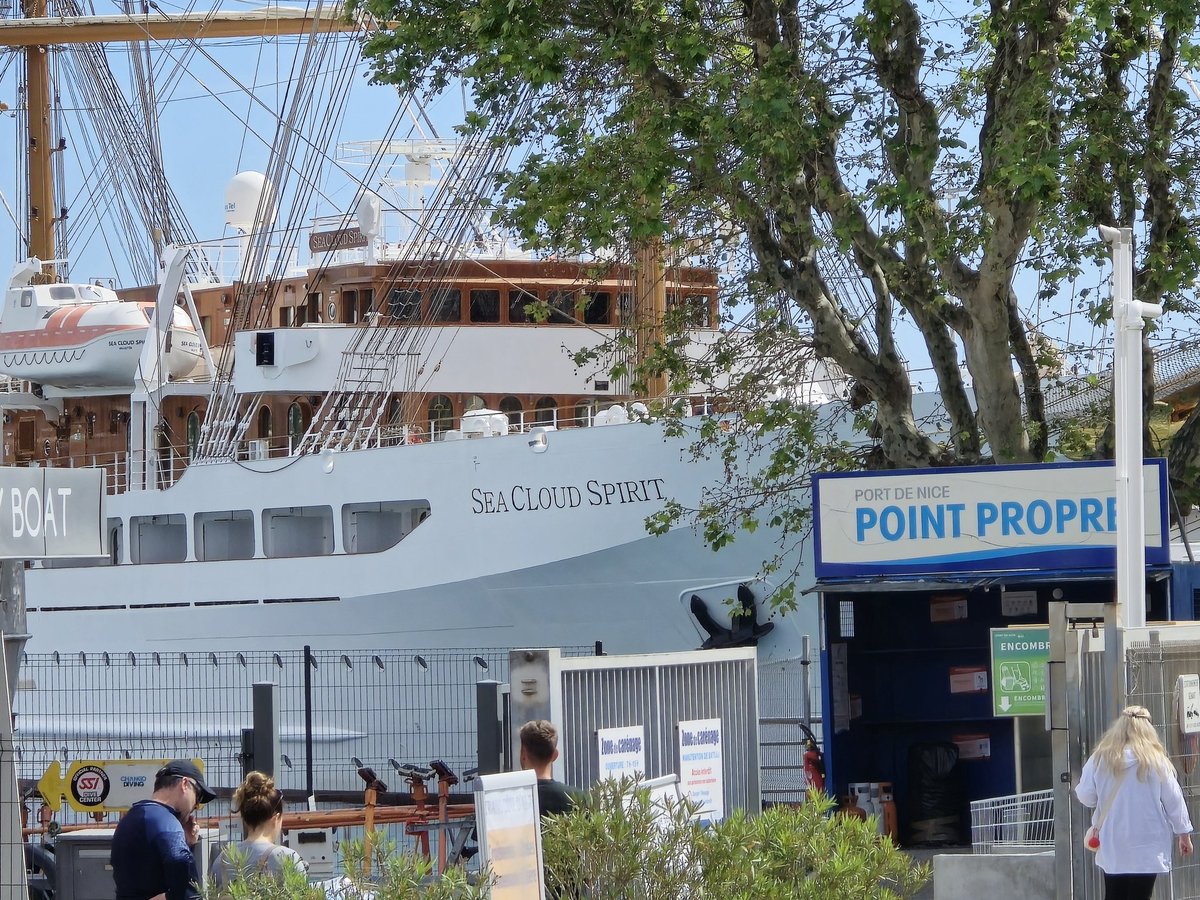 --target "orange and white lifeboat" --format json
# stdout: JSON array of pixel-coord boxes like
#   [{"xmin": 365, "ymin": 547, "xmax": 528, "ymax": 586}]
[{"xmin": 0, "ymin": 281, "xmax": 202, "ymax": 388}]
